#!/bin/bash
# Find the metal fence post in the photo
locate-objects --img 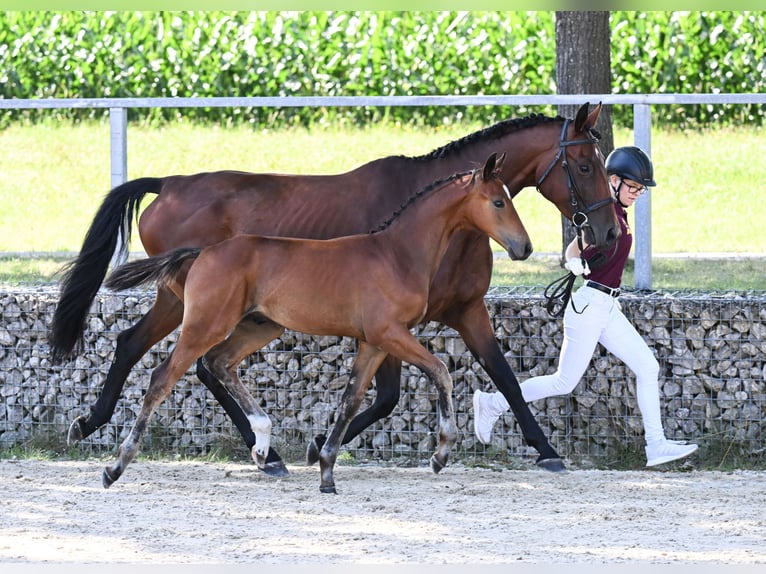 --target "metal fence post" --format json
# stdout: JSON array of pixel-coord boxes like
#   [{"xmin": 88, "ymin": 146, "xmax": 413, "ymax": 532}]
[
  {"xmin": 109, "ymin": 107, "xmax": 128, "ymax": 267},
  {"xmin": 109, "ymin": 107, "xmax": 127, "ymax": 189},
  {"xmin": 633, "ymin": 104, "xmax": 652, "ymax": 290}
]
